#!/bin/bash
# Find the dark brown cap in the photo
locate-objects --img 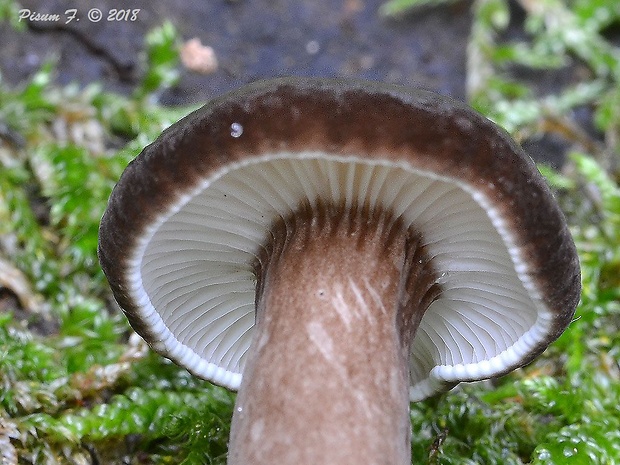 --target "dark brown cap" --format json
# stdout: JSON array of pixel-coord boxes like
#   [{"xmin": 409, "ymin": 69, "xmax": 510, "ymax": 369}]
[{"xmin": 98, "ymin": 77, "xmax": 580, "ymax": 400}]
